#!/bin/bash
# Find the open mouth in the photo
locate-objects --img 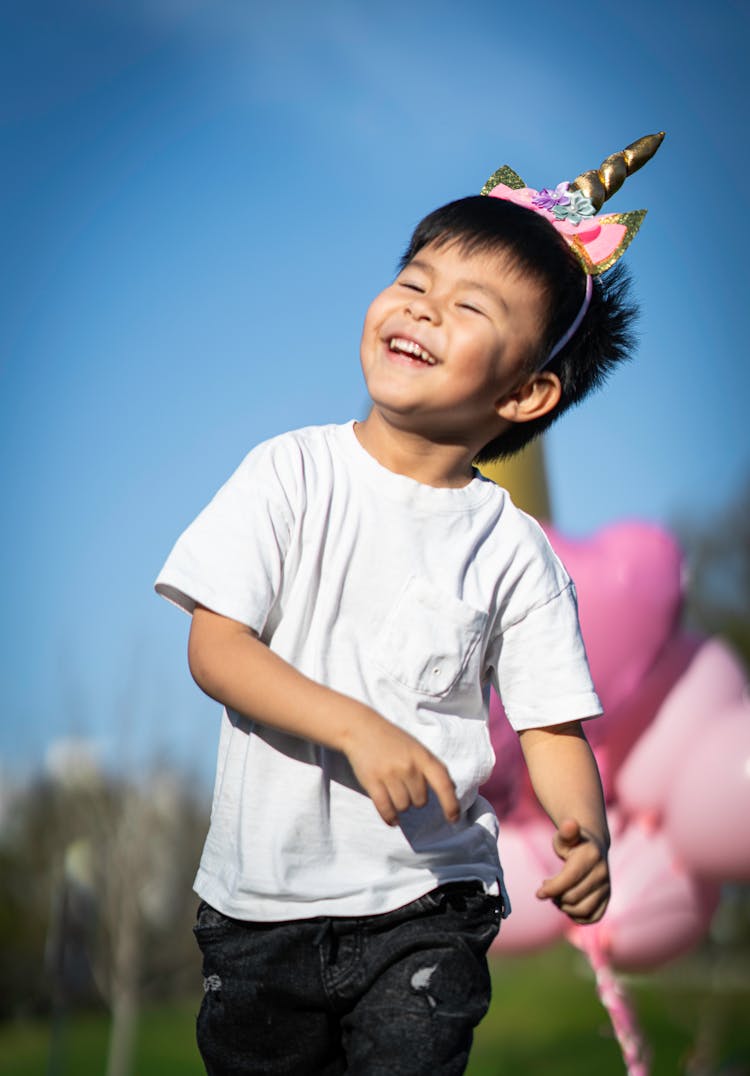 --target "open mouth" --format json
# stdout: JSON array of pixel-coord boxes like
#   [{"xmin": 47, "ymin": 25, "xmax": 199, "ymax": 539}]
[{"xmin": 388, "ymin": 337, "xmax": 437, "ymax": 366}]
